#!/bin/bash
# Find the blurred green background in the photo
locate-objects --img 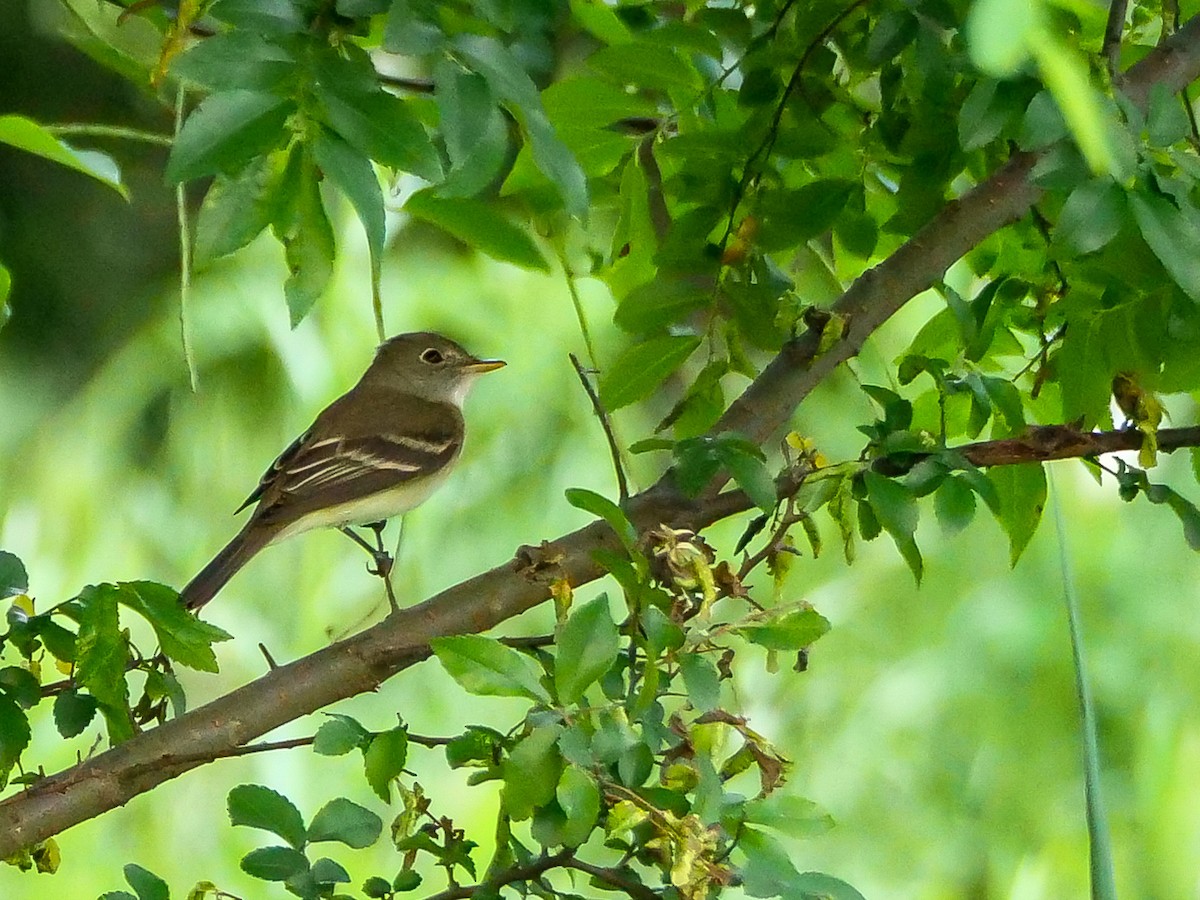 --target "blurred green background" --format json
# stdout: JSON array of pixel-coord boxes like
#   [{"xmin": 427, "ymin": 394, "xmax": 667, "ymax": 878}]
[{"xmin": 3, "ymin": 3, "xmax": 1200, "ymax": 898}]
